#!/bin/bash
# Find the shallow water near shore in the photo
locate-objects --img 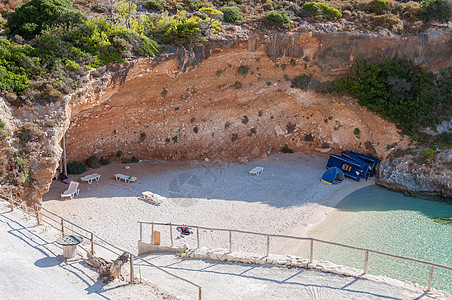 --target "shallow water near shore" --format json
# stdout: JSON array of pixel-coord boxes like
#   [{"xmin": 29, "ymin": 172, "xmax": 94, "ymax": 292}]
[{"xmin": 310, "ymin": 185, "xmax": 452, "ymax": 293}]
